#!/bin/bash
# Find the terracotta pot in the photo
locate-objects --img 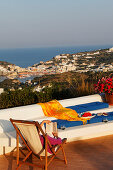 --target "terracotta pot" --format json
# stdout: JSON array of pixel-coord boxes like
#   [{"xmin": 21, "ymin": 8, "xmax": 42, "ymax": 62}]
[{"xmin": 105, "ymin": 93, "xmax": 113, "ymax": 105}]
